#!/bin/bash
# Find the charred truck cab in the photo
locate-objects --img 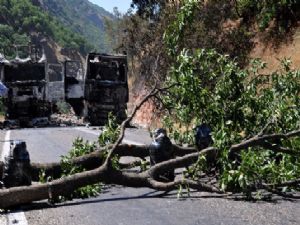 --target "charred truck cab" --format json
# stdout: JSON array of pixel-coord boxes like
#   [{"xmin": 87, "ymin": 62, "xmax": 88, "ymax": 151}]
[
  {"xmin": 84, "ymin": 53, "xmax": 128, "ymax": 125},
  {"xmin": 0, "ymin": 45, "xmax": 64, "ymax": 127}
]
